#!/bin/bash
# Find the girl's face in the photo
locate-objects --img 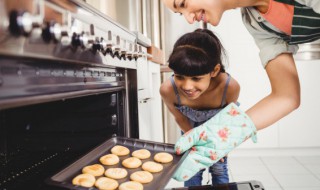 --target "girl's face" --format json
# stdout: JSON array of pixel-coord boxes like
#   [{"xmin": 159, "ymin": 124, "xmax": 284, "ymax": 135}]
[
  {"xmin": 162, "ymin": 0, "xmax": 229, "ymax": 26},
  {"xmin": 174, "ymin": 73, "xmax": 212, "ymax": 100}
]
